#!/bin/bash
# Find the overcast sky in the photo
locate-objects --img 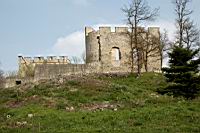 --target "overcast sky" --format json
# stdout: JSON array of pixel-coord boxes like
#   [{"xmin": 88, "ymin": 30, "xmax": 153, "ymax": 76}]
[{"xmin": 0, "ymin": 0, "xmax": 200, "ymax": 71}]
